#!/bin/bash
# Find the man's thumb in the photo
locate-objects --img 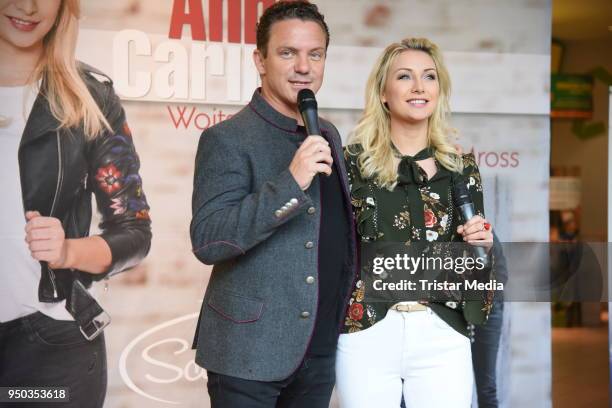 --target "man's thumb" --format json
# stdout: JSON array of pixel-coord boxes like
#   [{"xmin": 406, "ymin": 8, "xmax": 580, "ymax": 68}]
[{"xmin": 25, "ymin": 211, "xmax": 41, "ymax": 220}]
